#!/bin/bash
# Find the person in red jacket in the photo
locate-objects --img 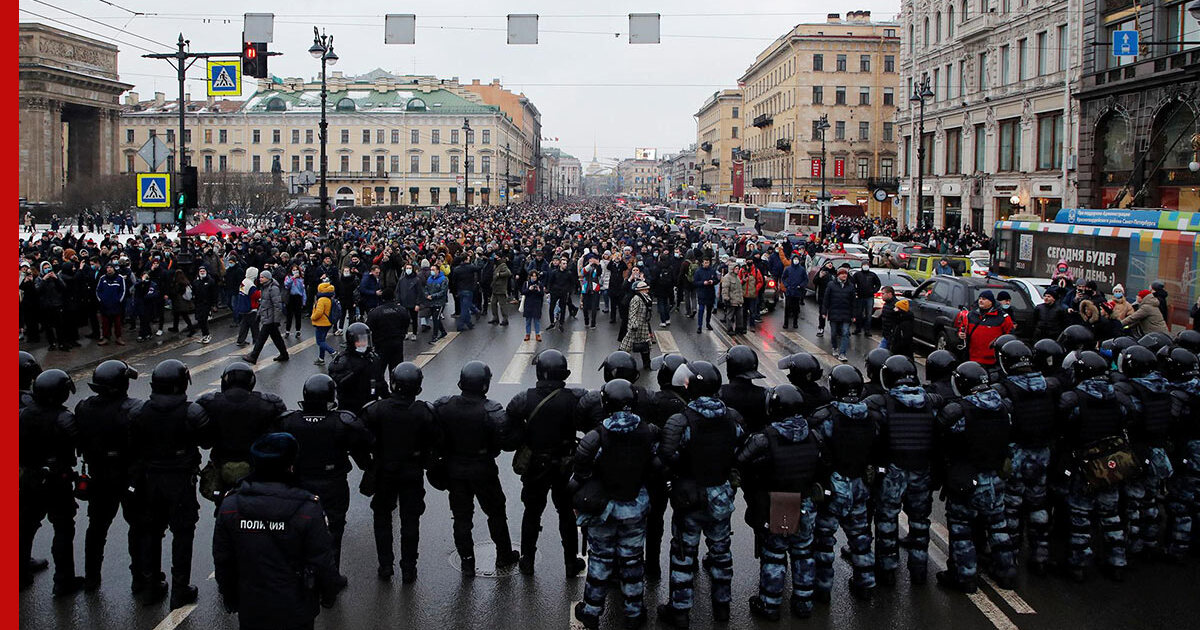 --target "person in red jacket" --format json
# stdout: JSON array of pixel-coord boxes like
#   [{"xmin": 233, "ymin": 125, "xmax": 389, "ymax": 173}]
[{"xmin": 956, "ymin": 290, "xmax": 1014, "ymax": 365}]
